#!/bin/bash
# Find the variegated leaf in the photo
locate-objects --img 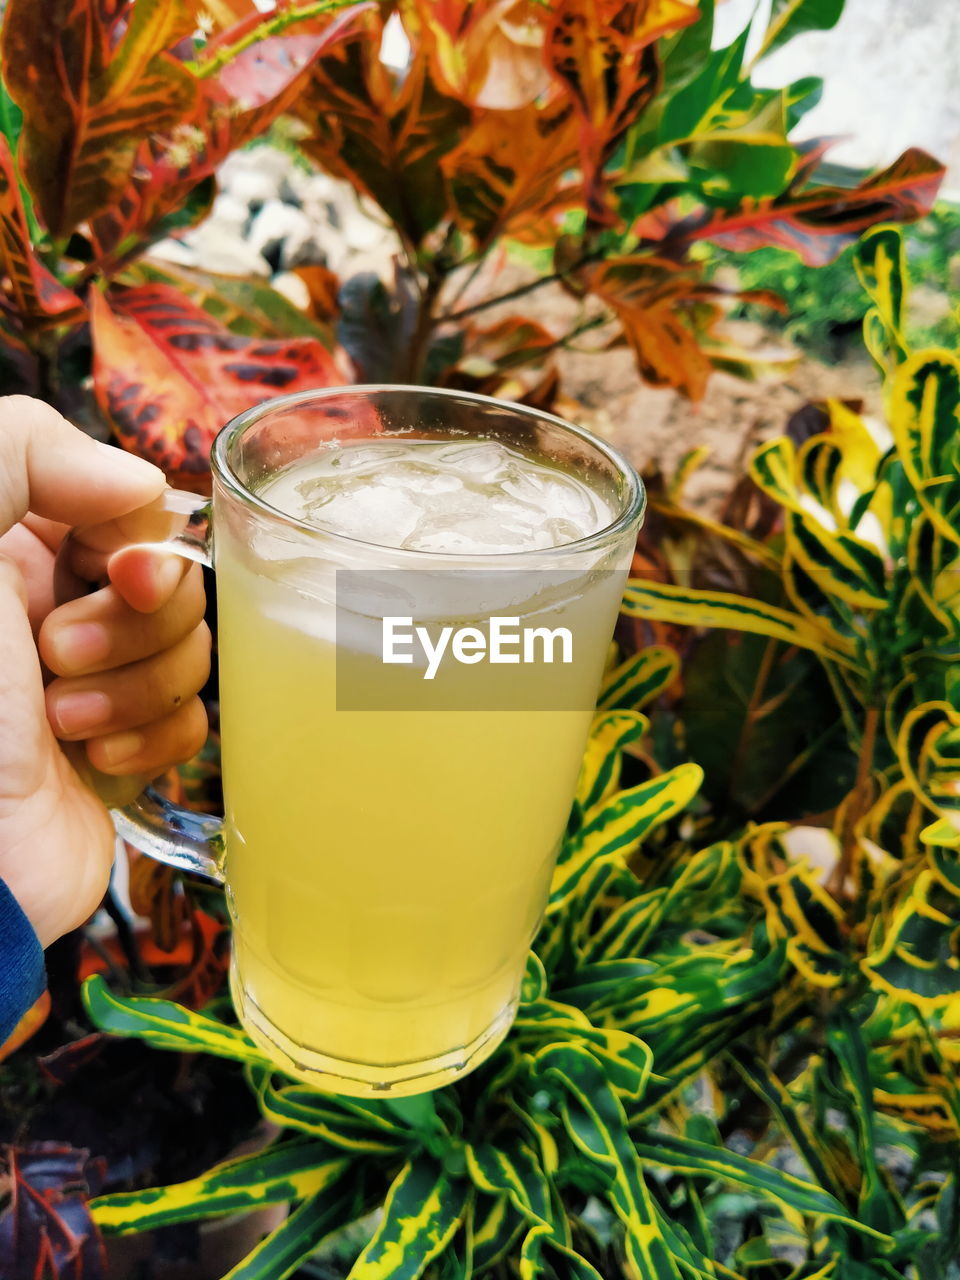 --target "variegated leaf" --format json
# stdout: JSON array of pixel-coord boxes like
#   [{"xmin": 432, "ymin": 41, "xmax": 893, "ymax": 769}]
[
  {"xmin": 82, "ymin": 974, "xmax": 267, "ymax": 1065},
  {"xmin": 622, "ymin": 579, "xmax": 861, "ymax": 670},
  {"xmin": 91, "ymin": 1142, "xmax": 347, "ymax": 1235},
  {"xmin": 346, "ymin": 1157, "xmax": 470, "ymax": 1280},
  {"xmin": 551, "ymin": 764, "xmax": 703, "ymax": 907}
]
